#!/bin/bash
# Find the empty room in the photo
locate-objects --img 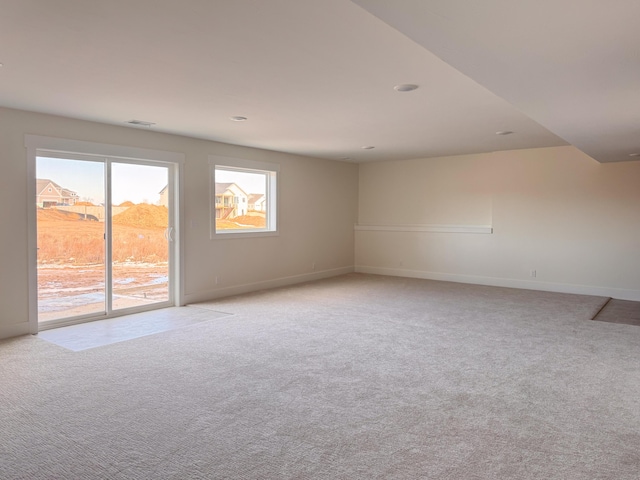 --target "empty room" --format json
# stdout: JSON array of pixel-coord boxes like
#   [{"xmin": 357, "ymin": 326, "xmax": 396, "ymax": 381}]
[{"xmin": 1, "ymin": 1, "xmax": 639, "ymax": 479}]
